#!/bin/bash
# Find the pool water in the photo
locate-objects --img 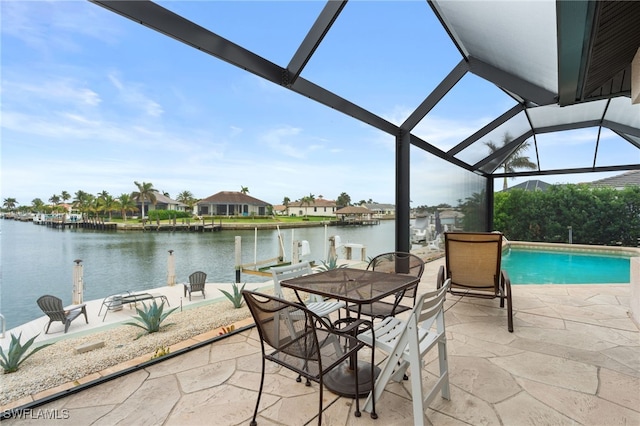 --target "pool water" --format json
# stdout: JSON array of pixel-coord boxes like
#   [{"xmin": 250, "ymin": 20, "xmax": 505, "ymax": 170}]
[{"xmin": 501, "ymin": 248, "xmax": 631, "ymax": 284}]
